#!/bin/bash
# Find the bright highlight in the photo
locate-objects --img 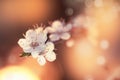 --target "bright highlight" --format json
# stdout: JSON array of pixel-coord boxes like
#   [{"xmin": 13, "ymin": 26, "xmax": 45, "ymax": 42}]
[{"xmin": 0, "ymin": 66, "xmax": 39, "ymax": 80}]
